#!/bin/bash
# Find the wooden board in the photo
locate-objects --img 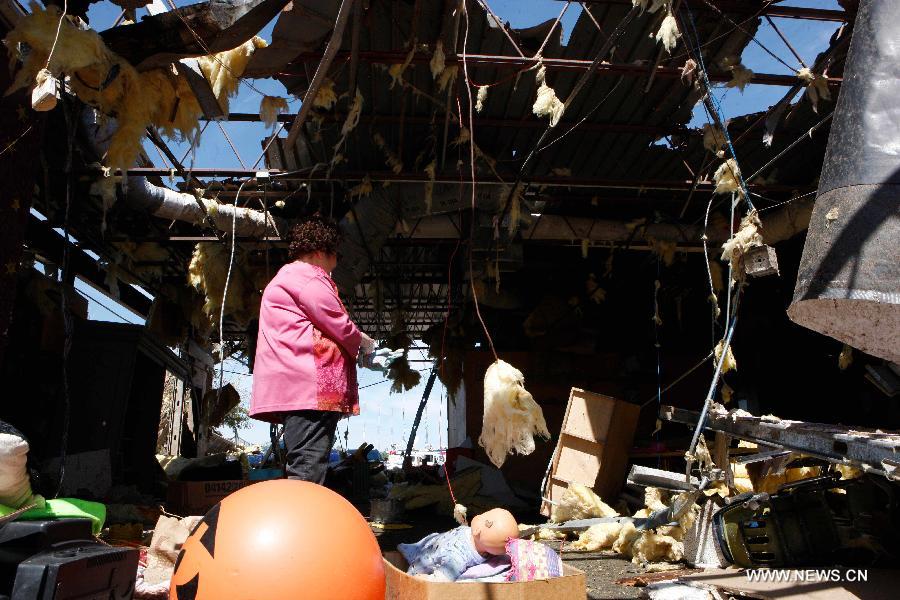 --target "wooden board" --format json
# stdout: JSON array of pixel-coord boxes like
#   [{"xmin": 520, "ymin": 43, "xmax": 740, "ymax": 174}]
[{"xmin": 541, "ymin": 388, "xmax": 640, "ymax": 516}]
